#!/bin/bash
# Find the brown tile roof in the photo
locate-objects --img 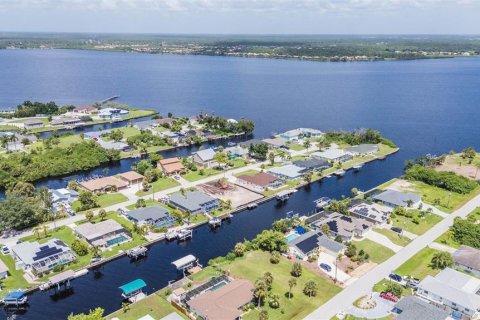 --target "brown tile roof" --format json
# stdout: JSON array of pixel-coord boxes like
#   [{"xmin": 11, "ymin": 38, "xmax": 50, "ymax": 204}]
[
  {"xmin": 158, "ymin": 158, "xmax": 185, "ymax": 174},
  {"xmin": 155, "ymin": 118, "xmax": 176, "ymax": 125},
  {"xmin": 74, "ymin": 105, "xmax": 97, "ymax": 112},
  {"xmin": 188, "ymin": 279, "xmax": 254, "ymax": 320},
  {"xmin": 454, "ymin": 245, "xmax": 480, "ymax": 271},
  {"xmin": 237, "ymin": 172, "xmax": 279, "ymax": 187},
  {"xmin": 119, "ymin": 171, "xmax": 144, "ymax": 182},
  {"xmin": 80, "ymin": 176, "xmax": 128, "ymax": 192}
]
